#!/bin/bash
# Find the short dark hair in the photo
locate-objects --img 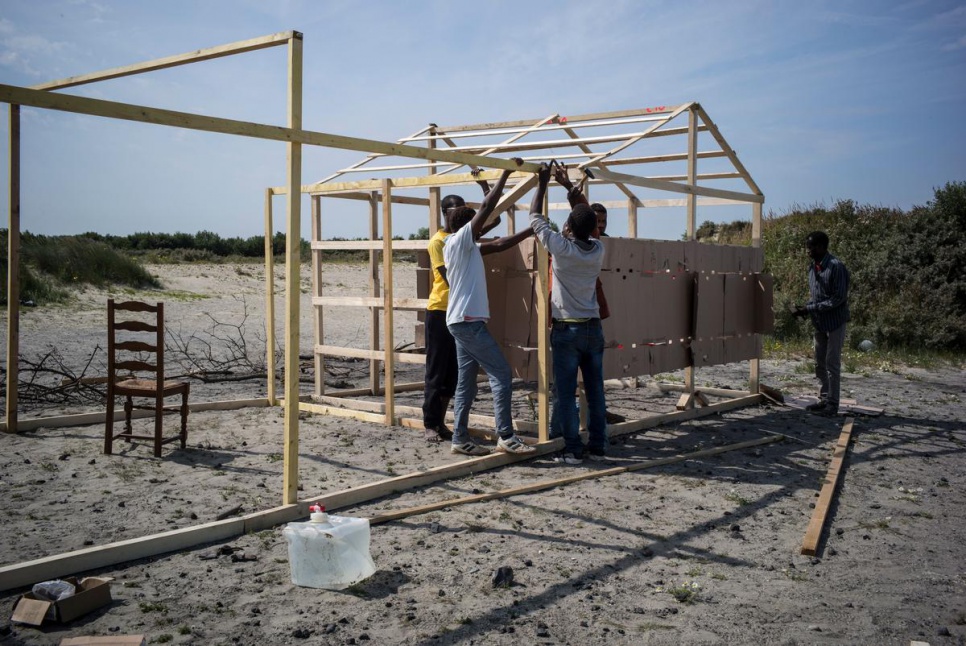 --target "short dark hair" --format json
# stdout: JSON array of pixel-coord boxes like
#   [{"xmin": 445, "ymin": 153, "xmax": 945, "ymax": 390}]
[
  {"xmin": 591, "ymin": 203, "xmax": 607, "ymax": 216},
  {"xmin": 450, "ymin": 205, "xmax": 476, "ymax": 231},
  {"xmin": 441, "ymin": 194, "xmax": 465, "ymax": 214},
  {"xmin": 806, "ymin": 231, "xmax": 829, "ymax": 248},
  {"xmin": 568, "ymin": 204, "xmax": 598, "ymax": 240}
]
